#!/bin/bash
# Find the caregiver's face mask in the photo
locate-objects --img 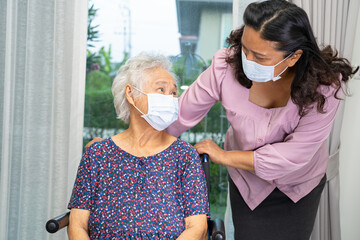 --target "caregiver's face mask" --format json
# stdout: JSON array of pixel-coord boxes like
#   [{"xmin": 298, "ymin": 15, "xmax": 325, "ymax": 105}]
[
  {"xmin": 241, "ymin": 49, "xmax": 293, "ymax": 82},
  {"xmin": 131, "ymin": 86, "xmax": 178, "ymax": 131}
]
